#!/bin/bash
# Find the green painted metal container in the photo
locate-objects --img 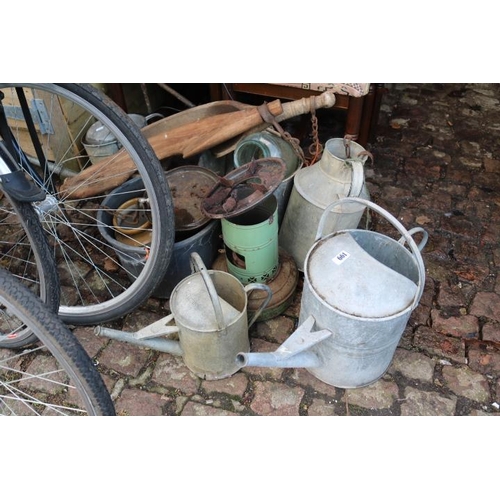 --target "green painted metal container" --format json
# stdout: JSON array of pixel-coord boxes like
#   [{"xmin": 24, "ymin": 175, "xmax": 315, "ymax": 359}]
[{"xmin": 221, "ymin": 195, "xmax": 279, "ymax": 284}]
